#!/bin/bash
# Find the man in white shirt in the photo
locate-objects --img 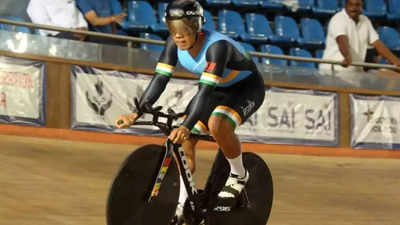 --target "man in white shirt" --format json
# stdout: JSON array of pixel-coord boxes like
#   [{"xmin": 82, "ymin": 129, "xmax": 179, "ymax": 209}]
[
  {"xmin": 319, "ymin": 0, "xmax": 400, "ymax": 73},
  {"xmin": 27, "ymin": 0, "xmax": 88, "ymax": 40}
]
